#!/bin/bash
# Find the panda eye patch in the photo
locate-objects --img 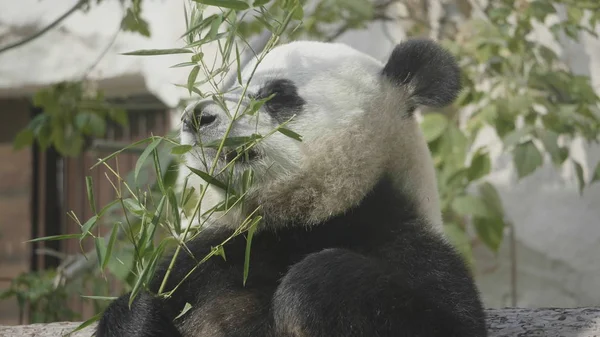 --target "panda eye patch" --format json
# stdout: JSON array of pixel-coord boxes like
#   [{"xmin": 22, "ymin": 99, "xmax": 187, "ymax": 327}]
[{"xmin": 255, "ymin": 79, "xmax": 305, "ymax": 120}]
